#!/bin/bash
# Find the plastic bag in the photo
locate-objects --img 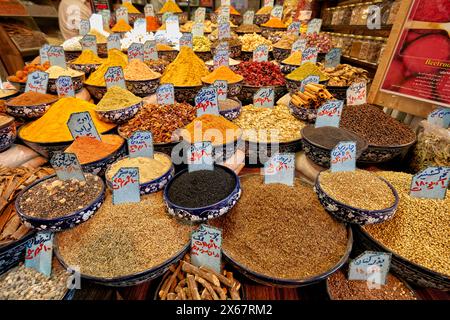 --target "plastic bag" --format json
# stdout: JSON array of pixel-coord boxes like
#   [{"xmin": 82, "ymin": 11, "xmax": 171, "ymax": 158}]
[{"xmin": 0, "ymin": 144, "xmax": 40, "ymax": 168}]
